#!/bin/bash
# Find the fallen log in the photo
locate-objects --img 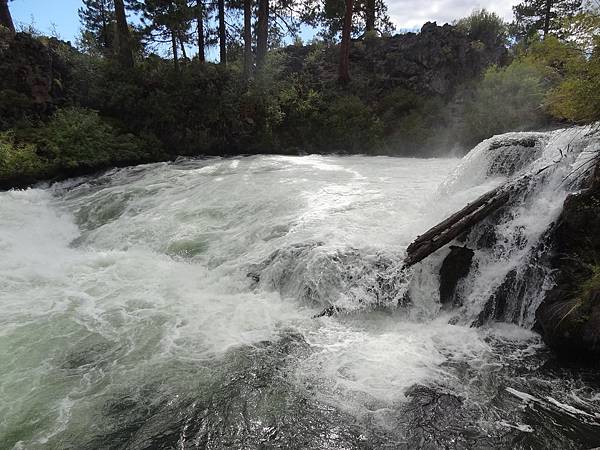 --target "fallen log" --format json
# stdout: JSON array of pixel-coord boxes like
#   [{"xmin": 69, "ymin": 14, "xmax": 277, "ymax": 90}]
[{"xmin": 404, "ymin": 178, "xmax": 529, "ymax": 268}]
